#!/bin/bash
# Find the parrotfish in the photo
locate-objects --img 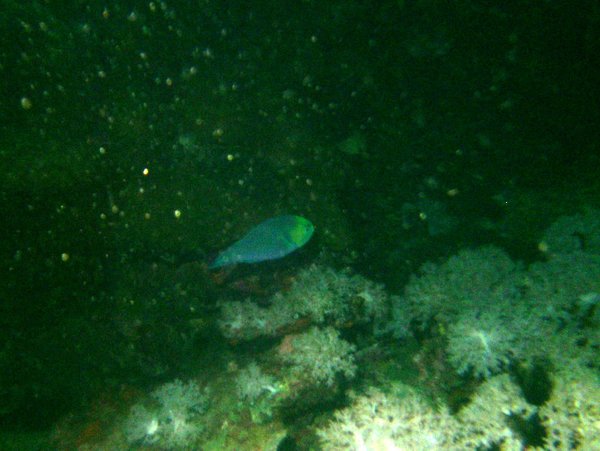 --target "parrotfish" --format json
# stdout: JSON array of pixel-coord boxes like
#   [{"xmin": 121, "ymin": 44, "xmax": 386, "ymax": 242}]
[{"xmin": 209, "ymin": 215, "xmax": 314, "ymax": 269}]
